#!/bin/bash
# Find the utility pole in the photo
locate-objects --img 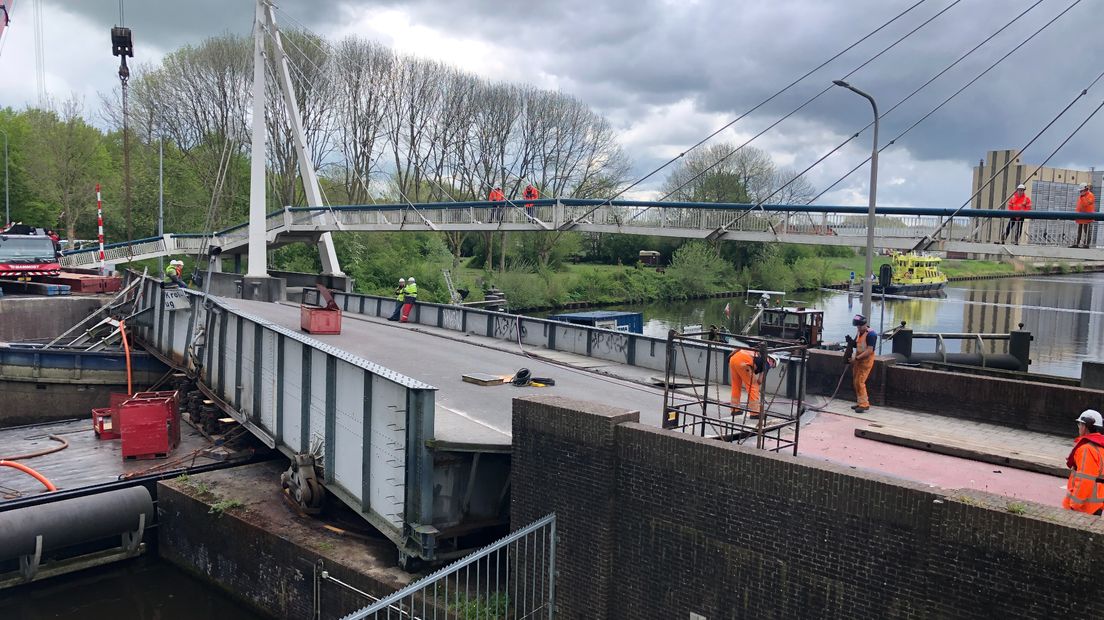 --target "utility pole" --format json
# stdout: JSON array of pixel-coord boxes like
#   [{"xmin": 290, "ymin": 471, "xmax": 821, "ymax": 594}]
[
  {"xmin": 833, "ymin": 80, "xmax": 879, "ymax": 320},
  {"xmin": 1, "ymin": 128, "xmax": 8, "ymax": 226},
  {"xmin": 158, "ymin": 129, "xmax": 164, "ymax": 274}
]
